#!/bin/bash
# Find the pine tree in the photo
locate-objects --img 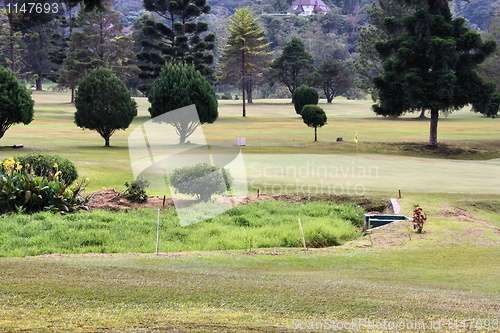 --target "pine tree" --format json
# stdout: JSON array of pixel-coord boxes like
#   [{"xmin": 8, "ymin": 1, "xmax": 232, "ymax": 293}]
[
  {"xmin": 219, "ymin": 8, "xmax": 272, "ymax": 117},
  {"xmin": 60, "ymin": 3, "xmax": 138, "ymax": 102},
  {"xmin": 373, "ymin": 0, "xmax": 497, "ymax": 146},
  {"xmin": 74, "ymin": 68, "xmax": 137, "ymax": 147},
  {"xmin": 148, "ymin": 62, "xmax": 218, "ymax": 144},
  {"xmin": 137, "ymin": 0, "xmax": 215, "ymax": 96}
]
